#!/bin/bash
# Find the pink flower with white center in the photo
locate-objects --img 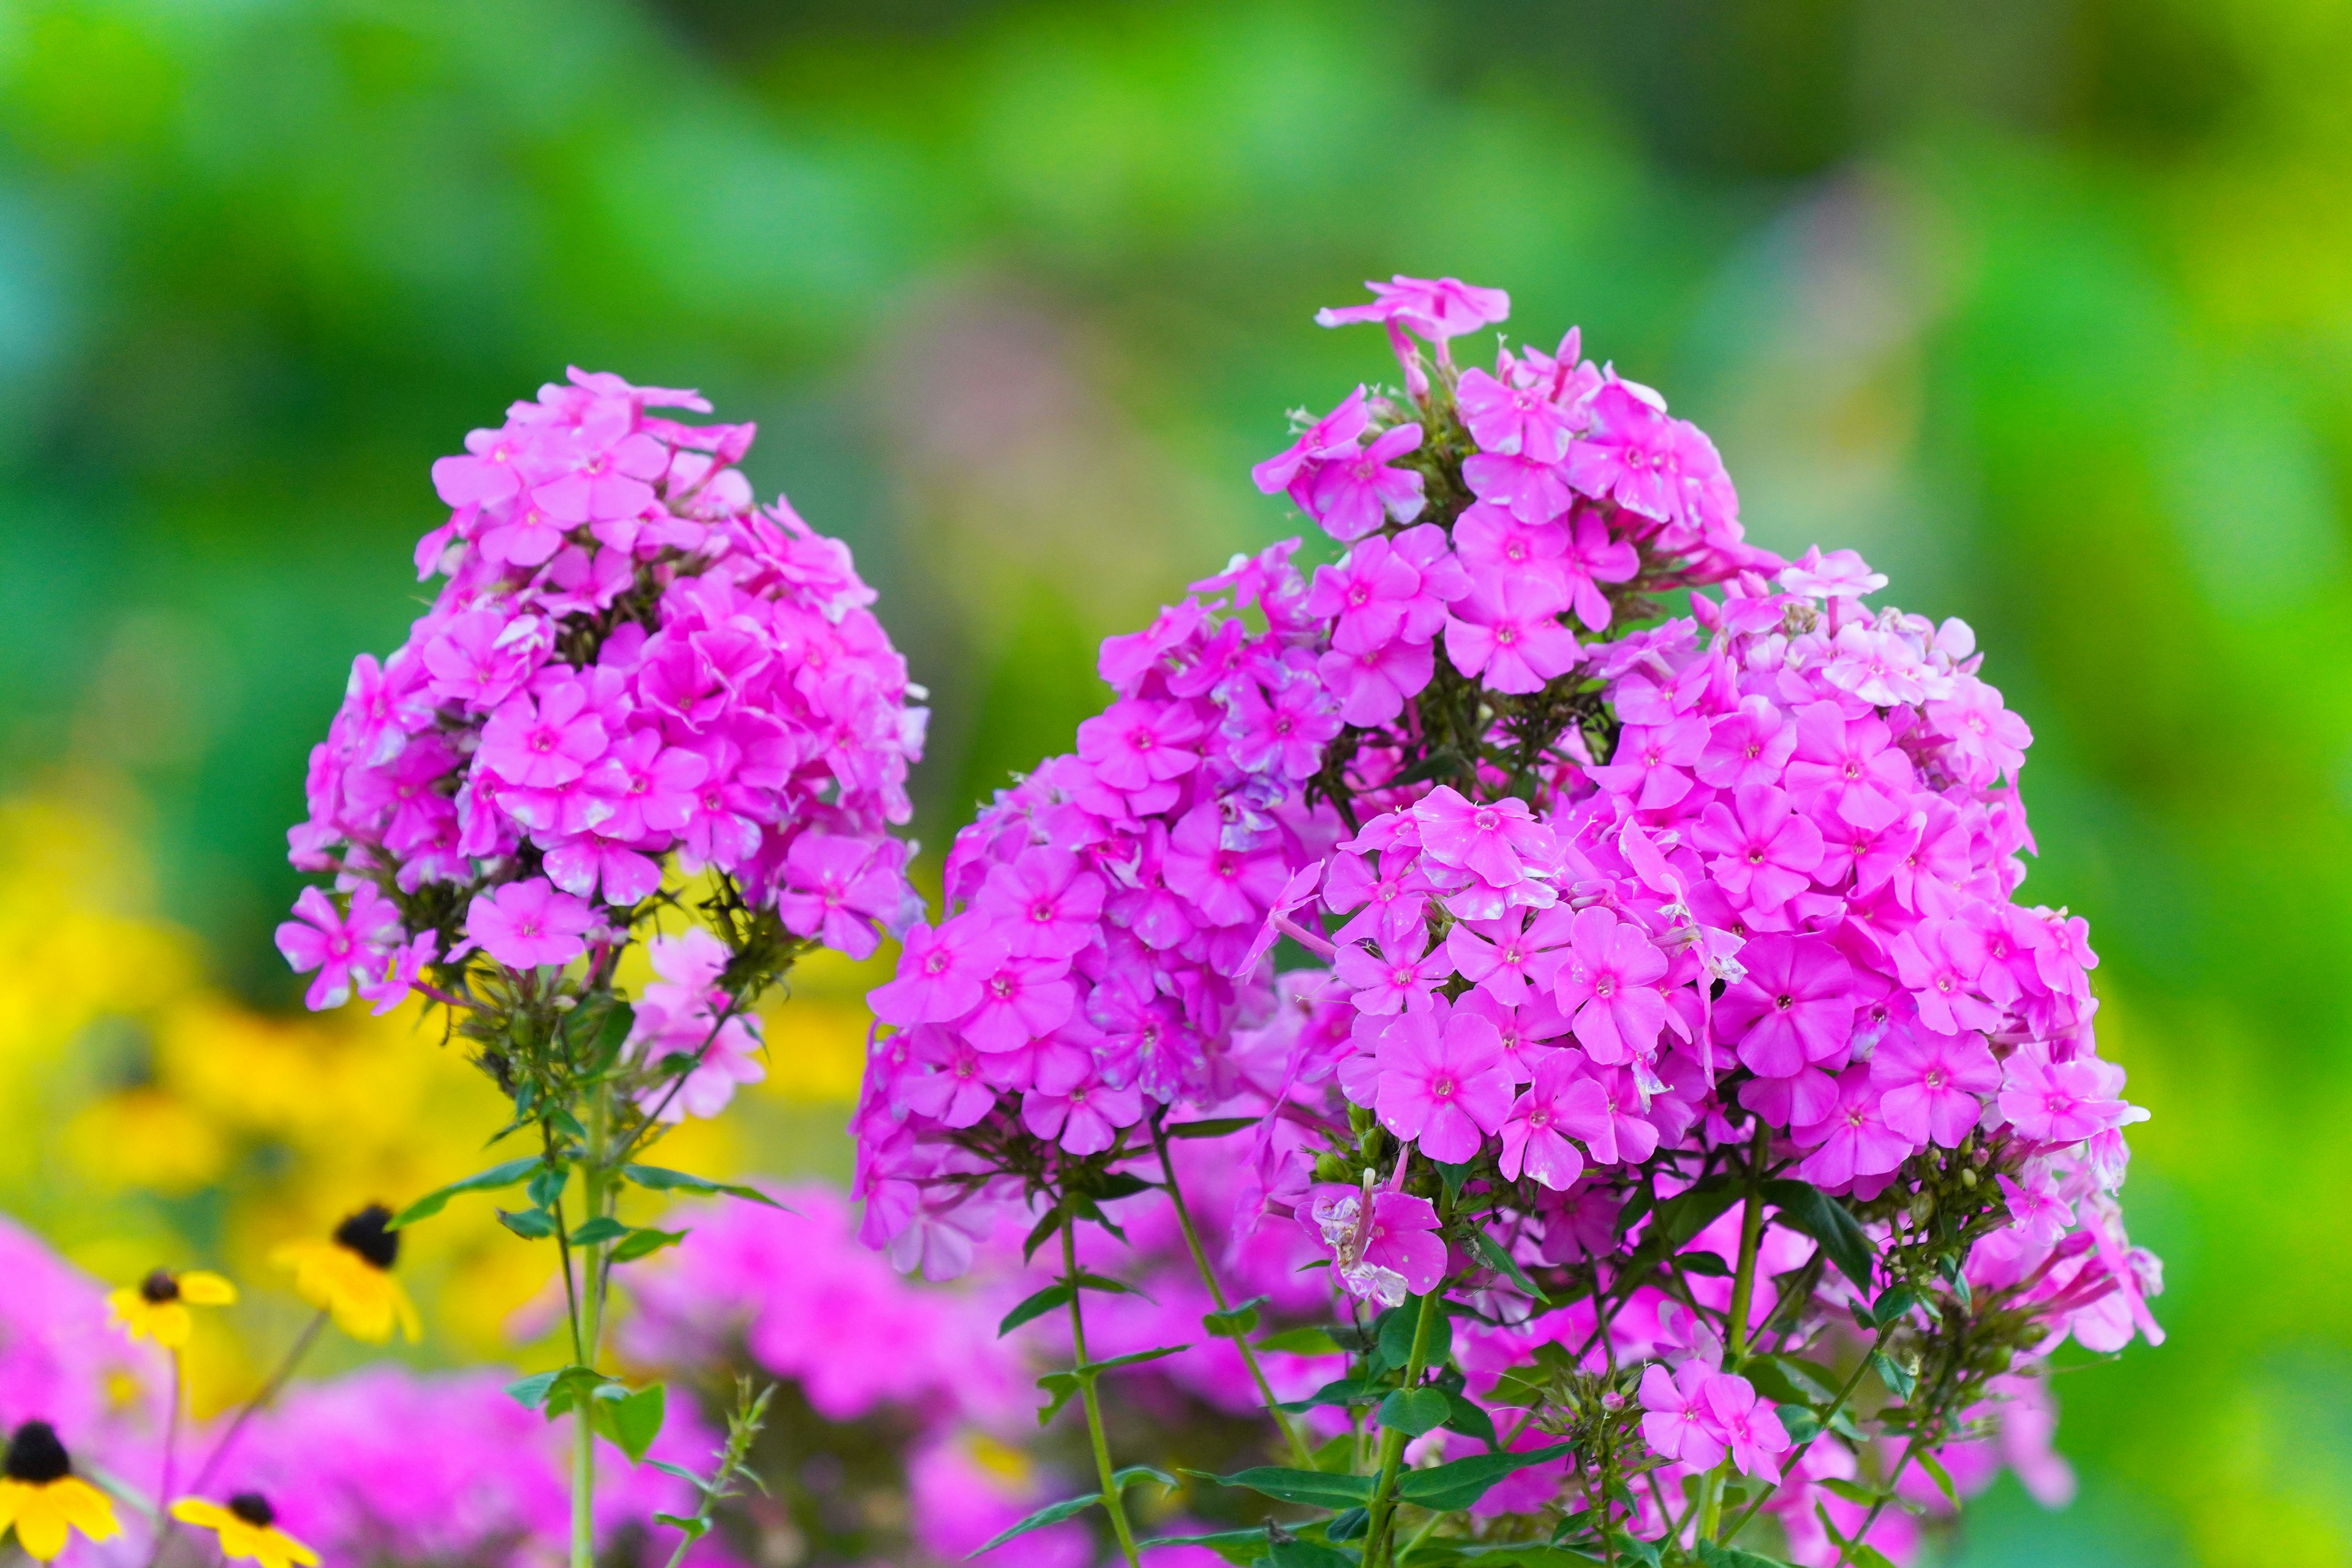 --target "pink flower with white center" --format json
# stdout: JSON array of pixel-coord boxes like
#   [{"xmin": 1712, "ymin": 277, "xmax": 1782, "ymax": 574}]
[
  {"xmin": 1020, "ymin": 1054, "xmax": 1143, "ymax": 1156},
  {"xmin": 1793, "ymin": 1065, "xmax": 1911, "ymax": 1187},
  {"xmin": 1455, "ymin": 367, "xmax": 1577, "ymax": 462},
  {"xmin": 974, "ymin": 850, "xmax": 1107, "ymax": 960},
  {"xmin": 1368, "ymin": 1003, "xmax": 1514, "ymax": 1163},
  {"xmin": 1307, "ymin": 535, "xmax": 1449, "ymax": 653},
  {"xmin": 1333, "ymin": 935, "xmax": 1447, "ymax": 1016},
  {"xmin": 954, "ymin": 953, "xmax": 1076, "ymax": 1054},
  {"xmin": 1224, "ymin": 674, "xmax": 1341, "ymax": 780},
  {"xmin": 1306, "ymin": 423, "xmax": 1428, "ymax": 541},
  {"xmin": 1304, "ymin": 1180, "xmax": 1446, "ymax": 1306},
  {"xmin": 1452, "ymin": 502, "xmax": 1569, "ymax": 598},
  {"xmin": 1784, "ymin": 701, "xmax": 1915, "ymax": 831},
  {"xmin": 1997, "ymin": 1169, "xmax": 2075, "ymax": 1247},
  {"xmin": 1811, "ymin": 809, "xmax": 1918, "ymax": 896},
  {"xmin": 892, "ymin": 1027, "xmax": 998, "ymax": 1129},
  {"xmin": 1822, "ymin": 622, "xmax": 1928, "ymax": 707},
  {"xmin": 1251, "ymin": 384, "xmax": 1371, "ymax": 500},
  {"xmin": 1447, "ymin": 904, "xmax": 1573, "ymax": 1008},
  {"xmin": 1890, "ymin": 918, "xmax": 2000, "ymax": 1036},
  {"xmin": 532, "ymin": 429, "xmax": 668, "ymax": 524},
  {"xmin": 1929, "ymin": 675, "xmax": 2033, "ymax": 783},
  {"xmin": 625, "ymin": 927, "xmax": 767, "ymax": 1121},
  {"xmin": 1871, "ymin": 1027, "xmax": 2000, "ymax": 1146},
  {"xmin": 464, "ymin": 876, "xmax": 594, "ymax": 970},
  {"xmin": 274, "ymin": 884, "xmax": 407, "ymax": 1010},
  {"xmin": 1997, "ymin": 1049, "xmax": 2135, "ymax": 1145},
  {"xmin": 1693, "ymin": 785, "xmax": 1824, "ymax": 916},
  {"xmin": 674, "ymin": 750, "xmax": 764, "ymax": 872},
  {"xmin": 1163, "ymin": 805, "xmax": 1289, "ymax": 929},
  {"xmin": 479, "ymin": 494, "xmax": 571, "ymax": 569},
  {"xmin": 1700, "ymin": 1372, "xmax": 1790, "ymax": 1479},
  {"xmin": 343, "ymin": 733, "xmax": 459, "ymax": 850},
  {"xmin": 1074, "ymin": 699, "xmax": 1207, "ymax": 794},
  {"xmin": 1716, "ymin": 935, "xmax": 1855, "ymax": 1078},
  {"xmin": 1325, "ymin": 849, "xmax": 1434, "ymax": 956},
  {"xmin": 1887, "ymin": 800, "xmax": 1974, "ymax": 911},
  {"xmin": 353, "ymin": 929, "xmax": 438, "ymax": 1016},
  {"xmin": 431, "ymin": 429, "xmax": 526, "ymax": 510},
  {"xmin": 1777, "ymin": 545, "xmax": 1887, "ymax": 601},
  {"xmin": 1558, "ymin": 511, "xmax": 1640, "ymax": 630},
  {"xmin": 479, "ymin": 679, "xmax": 610, "ymax": 789},
  {"xmin": 1415, "ymin": 786, "xmax": 1558, "ymax": 891},
  {"xmin": 1561, "ymin": 380, "xmax": 1706, "ymax": 527},
  {"xmin": 1547, "ymin": 907, "xmax": 1670, "ymax": 1065},
  {"xmin": 1574, "ymin": 1066, "xmax": 1662, "ymax": 1164},
  {"xmin": 1461, "ymin": 448, "xmax": 1575, "ymax": 524},
  {"xmin": 1583, "ymin": 718, "xmax": 1708, "ymax": 813},
  {"xmin": 777, "ymin": 833, "xmax": 904, "ymax": 960},
  {"xmin": 420, "ymin": 607, "xmax": 548, "ymax": 711},
  {"xmin": 1499, "ymin": 1052, "xmax": 1615, "ymax": 1189},
  {"xmin": 582, "ymin": 729, "xmax": 707, "ymax": 841},
  {"xmin": 1698, "ymin": 696, "xmax": 1795, "ymax": 790},
  {"xmin": 1444, "ymin": 575, "xmax": 1581, "ymax": 695},
  {"xmin": 1315, "ymin": 275, "xmax": 1511, "ymax": 342},
  {"xmin": 1317, "ymin": 636, "xmax": 1435, "ymax": 726},
  {"xmin": 870, "ymin": 916, "xmax": 1010, "ymax": 1027},
  {"xmin": 1640, "ymin": 1361, "xmax": 1727, "ymax": 1471}
]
